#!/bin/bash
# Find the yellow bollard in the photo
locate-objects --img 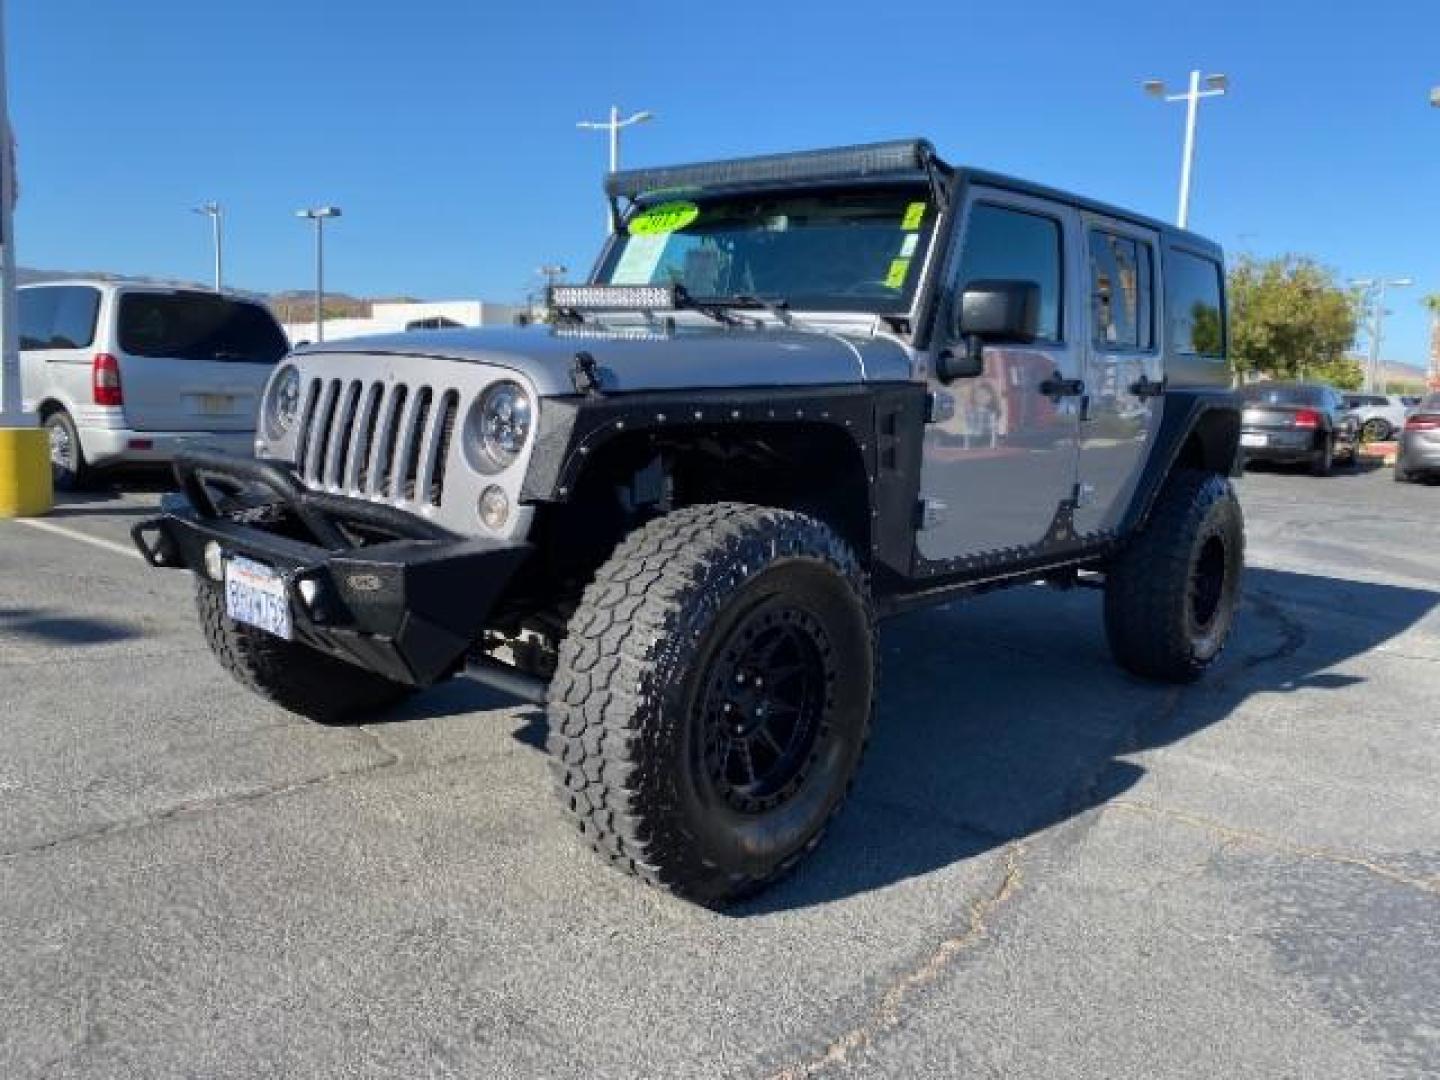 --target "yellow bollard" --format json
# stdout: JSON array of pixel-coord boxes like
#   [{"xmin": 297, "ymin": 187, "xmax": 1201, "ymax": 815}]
[{"xmin": 0, "ymin": 425, "xmax": 53, "ymax": 516}]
